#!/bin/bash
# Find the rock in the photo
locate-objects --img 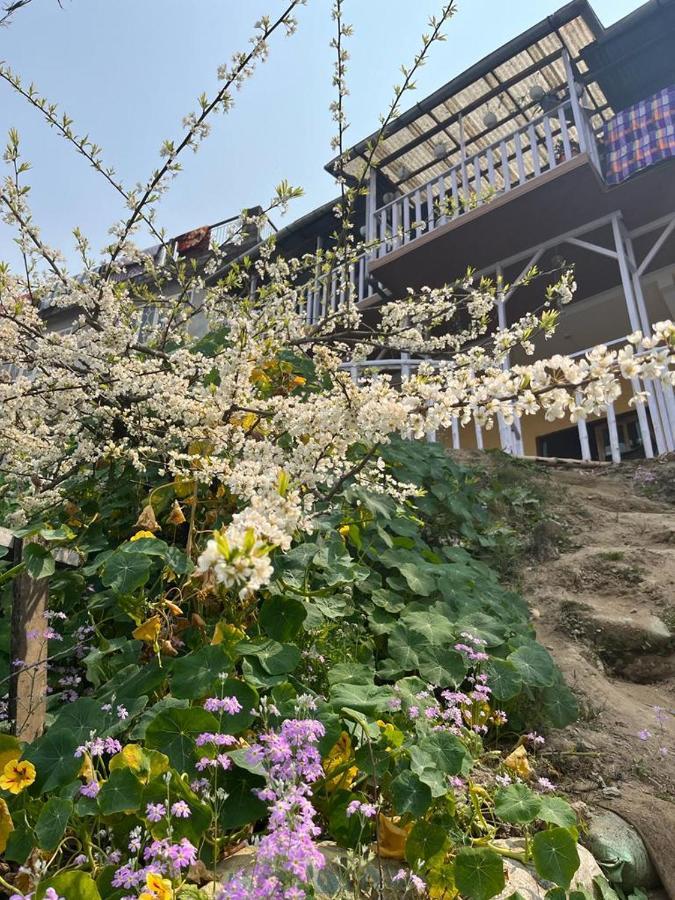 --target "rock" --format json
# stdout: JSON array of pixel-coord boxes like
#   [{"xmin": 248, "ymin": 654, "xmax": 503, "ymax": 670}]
[
  {"xmin": 601, "ymin": 786, "xmax": 622, "ymax": 799},
  {"xmin": 530, "ymin": 520, "xmax": 564, "ymax": 561},
  {"xmin": 494, "ymin": 840, "xmax": 603, "ymax": 899},
  {"xmin": 584, "ymin": 809, "xmax": 660, "ymax": 891},
  {"xmin": 204, "ymin": 839, "xmax": 603, "ymax": 899}
]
